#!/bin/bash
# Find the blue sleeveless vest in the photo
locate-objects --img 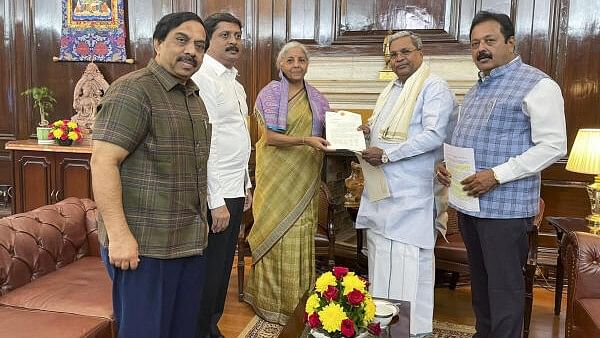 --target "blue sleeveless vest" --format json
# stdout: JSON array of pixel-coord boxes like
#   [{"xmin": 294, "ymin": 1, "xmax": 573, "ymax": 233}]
[{"xmin": 451, "ymin": 57, "xmax": 547, "ymax": 218}]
